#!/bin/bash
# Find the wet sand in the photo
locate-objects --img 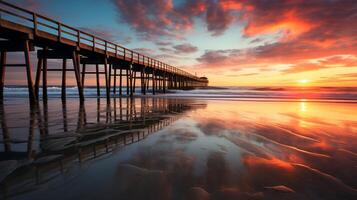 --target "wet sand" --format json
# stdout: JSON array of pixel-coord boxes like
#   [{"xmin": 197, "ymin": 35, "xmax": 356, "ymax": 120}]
[{"xmin": 0, "ymin": 98, "xmax": 356, "ymax": 199}]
